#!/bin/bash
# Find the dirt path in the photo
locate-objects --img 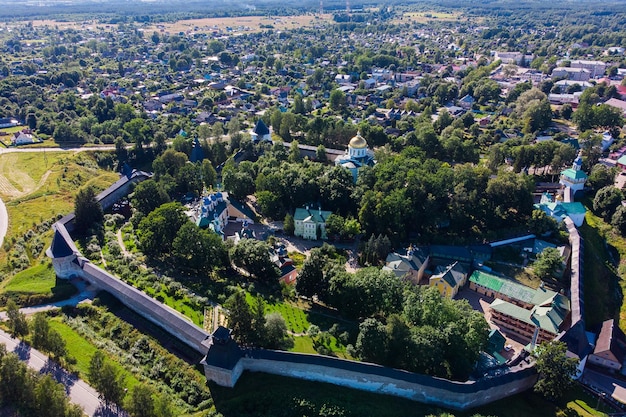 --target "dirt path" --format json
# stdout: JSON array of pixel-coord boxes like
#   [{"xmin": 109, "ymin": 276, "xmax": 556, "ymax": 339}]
[{"xmin": 116, "ymin": 229, "xmax": 130, "ymax": 257}]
